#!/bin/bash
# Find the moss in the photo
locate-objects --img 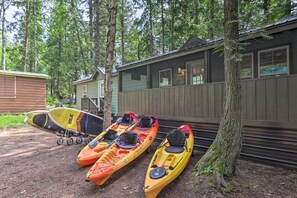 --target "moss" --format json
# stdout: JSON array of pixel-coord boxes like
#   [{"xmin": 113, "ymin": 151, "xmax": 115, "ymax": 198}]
[{"xmin": 245, "ymin": 183, "xmax": 259, "ymax": 190}]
